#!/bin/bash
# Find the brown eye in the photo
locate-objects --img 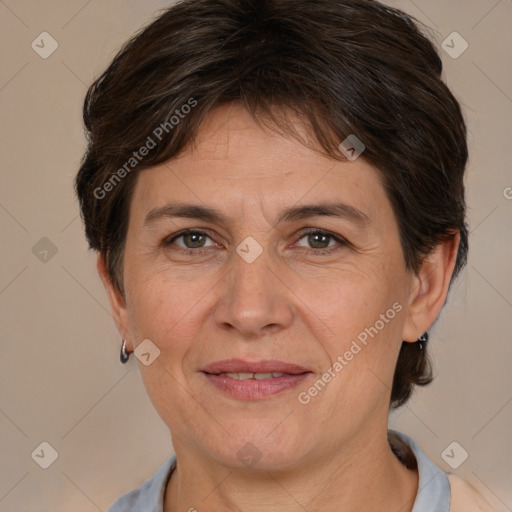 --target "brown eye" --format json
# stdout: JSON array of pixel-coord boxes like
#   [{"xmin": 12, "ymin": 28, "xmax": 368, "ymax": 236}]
[
  {"xmin": 164, "ymin": 230, "xmax": 216, "ymax": 251},
  {"xmin": 306, "ymin": 232, "xmax": 331, "ymax": 249},
  {"xmin": 295, "ymin": 229, "xmax": 348, "ymax": 254},
  {"xmin": 181, "ymin": 231, "xmax": 208, "ymax": 248}
]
